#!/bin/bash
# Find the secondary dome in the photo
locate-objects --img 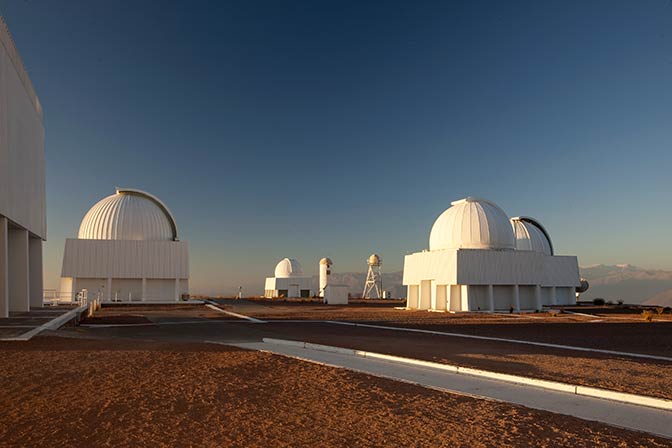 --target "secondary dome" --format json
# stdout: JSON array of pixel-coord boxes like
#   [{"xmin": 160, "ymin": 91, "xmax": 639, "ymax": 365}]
[
  {"xmin": 429, "ymin": 197, "xmax": 515, "ymax": 251},
  {"xmin": 511, "ymin": 217, "xmax": 553, "ymax": 255},
  {"xmin": 274, "ymin": 258, "xmax": 304, "ymax": 278},
  {"xmin": 320, "ymin": 257, "xmax": 333, "ymax": 266},
  {"xmin": 78, "ymin": 188, "xmax": 178, "ymax": 241}
]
